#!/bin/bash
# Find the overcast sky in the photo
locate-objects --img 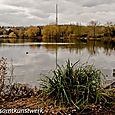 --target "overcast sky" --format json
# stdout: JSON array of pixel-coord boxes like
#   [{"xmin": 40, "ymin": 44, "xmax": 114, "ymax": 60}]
[{"xmin": 0, "ymin": 0, "xmax": 115, "ymax": 26}]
